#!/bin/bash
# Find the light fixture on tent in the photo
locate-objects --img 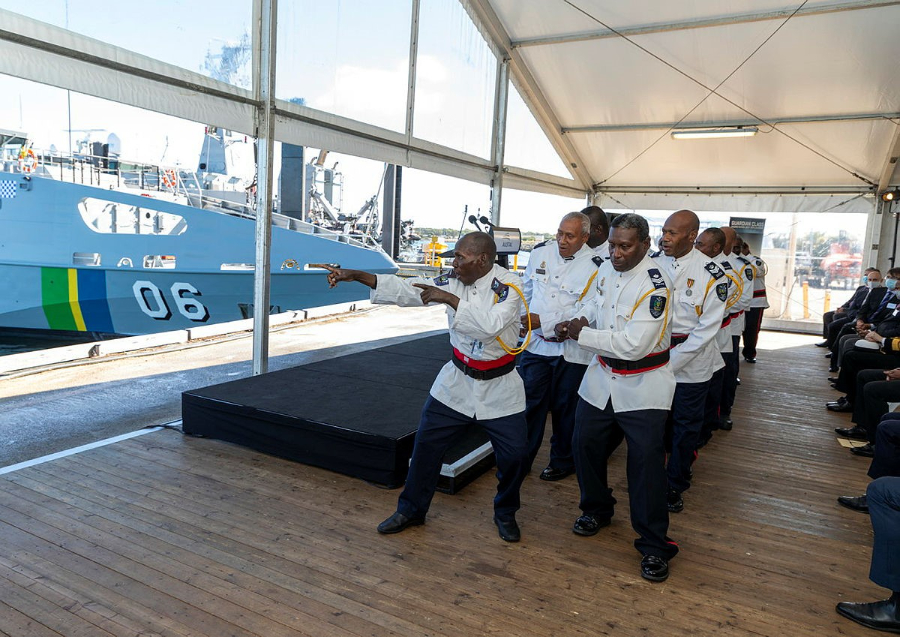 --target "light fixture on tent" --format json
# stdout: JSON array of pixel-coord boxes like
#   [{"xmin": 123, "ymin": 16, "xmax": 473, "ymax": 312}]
[
  {"xmin": 882, "ymin": 190, "xmax": 900, "ymax": 202},
  {"xmin": 671, "ymin": 126, "xmax": 758, "ymax": 140}
]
